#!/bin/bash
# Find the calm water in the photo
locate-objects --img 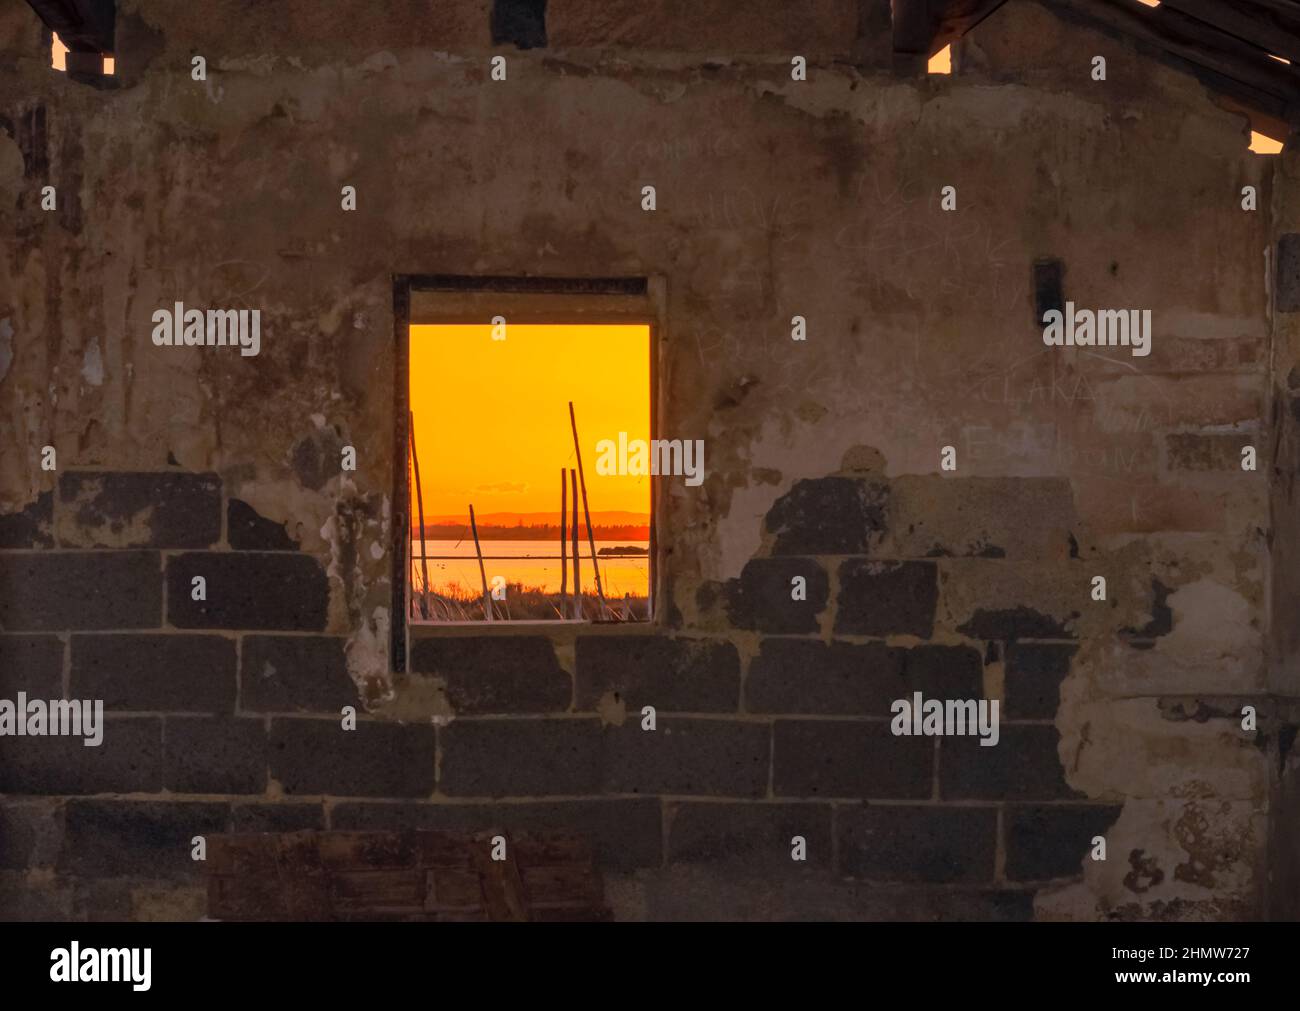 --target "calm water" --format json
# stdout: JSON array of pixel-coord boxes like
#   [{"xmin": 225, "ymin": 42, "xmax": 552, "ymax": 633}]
[{"xmin": 413, "ymin": 539, "xmax": 649, "ymax": 597}]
